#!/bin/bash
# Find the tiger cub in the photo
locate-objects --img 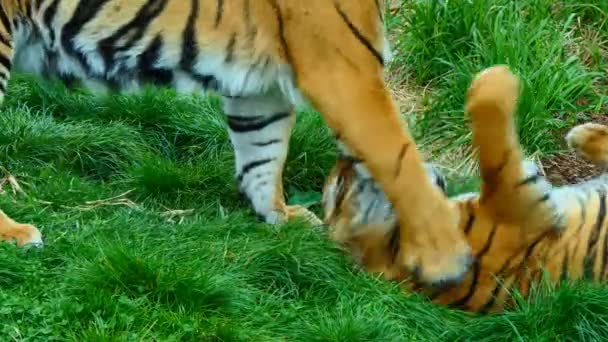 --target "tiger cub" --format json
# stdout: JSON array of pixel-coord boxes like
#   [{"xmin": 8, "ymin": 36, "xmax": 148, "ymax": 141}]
[
  {"xmin": 322, "ymin": 65, "xmax": 608, "ymax": 313},
  {"xmin": 0, "ymin": 0, "xmax": 471, "ymax": 285}
]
